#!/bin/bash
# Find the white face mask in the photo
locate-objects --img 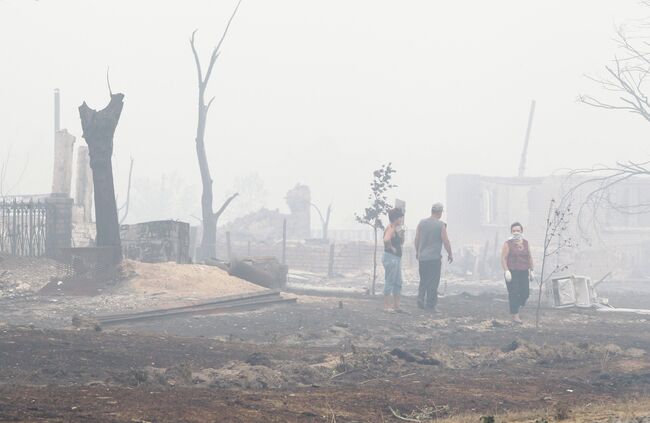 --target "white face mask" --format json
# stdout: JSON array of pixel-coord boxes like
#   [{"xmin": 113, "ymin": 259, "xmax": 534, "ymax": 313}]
[{"xmin": 511, "ymin": 232, "xmax": 523, "ymax": 241}]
